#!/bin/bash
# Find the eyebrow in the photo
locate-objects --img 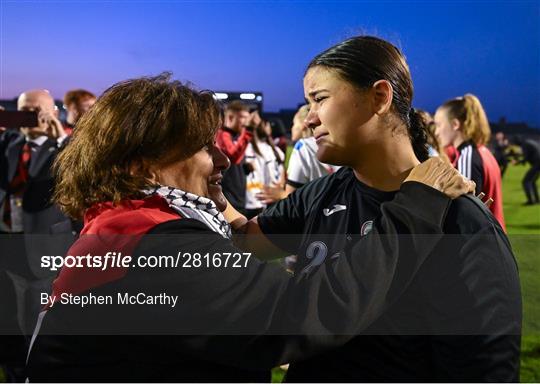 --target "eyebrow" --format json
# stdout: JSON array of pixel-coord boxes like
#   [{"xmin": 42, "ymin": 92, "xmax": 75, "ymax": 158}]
[{"xmin": 307, "ymin": 89, "xmax": 329, "ymax": 98}]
